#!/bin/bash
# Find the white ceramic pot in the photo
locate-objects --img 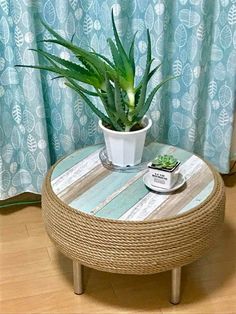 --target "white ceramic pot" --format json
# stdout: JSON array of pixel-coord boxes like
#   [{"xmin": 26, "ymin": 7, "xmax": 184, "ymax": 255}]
[
  {"xmin": 99, "ymin": 116, "xmax": 152, "ymax": 167},
  {"xmin": 148, "ymin": 162, "xmax": 180, "ymax": 189}
]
